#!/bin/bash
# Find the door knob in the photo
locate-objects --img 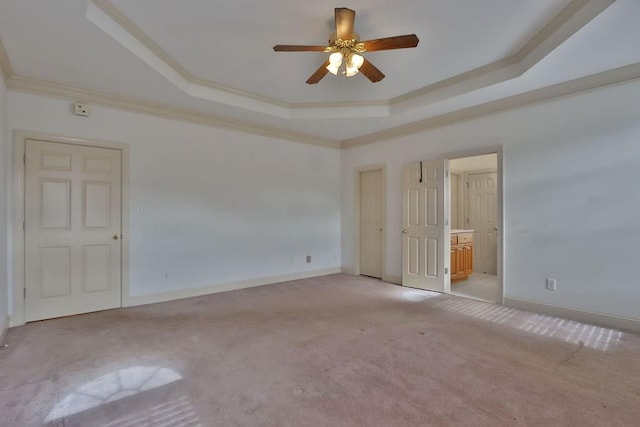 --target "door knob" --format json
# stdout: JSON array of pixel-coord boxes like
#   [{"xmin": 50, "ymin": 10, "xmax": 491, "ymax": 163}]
[
  {"xmin": 402, "ymin": 229, "xmax": 408, "ymax": 234},
  {"xmin": 112, "ymin": 234, "xmax": 122, "ymax": 240}
]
